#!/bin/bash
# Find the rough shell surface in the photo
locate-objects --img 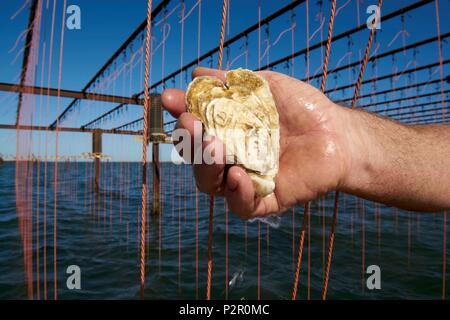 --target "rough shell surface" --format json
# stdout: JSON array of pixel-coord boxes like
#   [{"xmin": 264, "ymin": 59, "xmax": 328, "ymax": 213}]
[{"xmin": 185, "ymin": 68, "xmax": 280, "ymax": 197}]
